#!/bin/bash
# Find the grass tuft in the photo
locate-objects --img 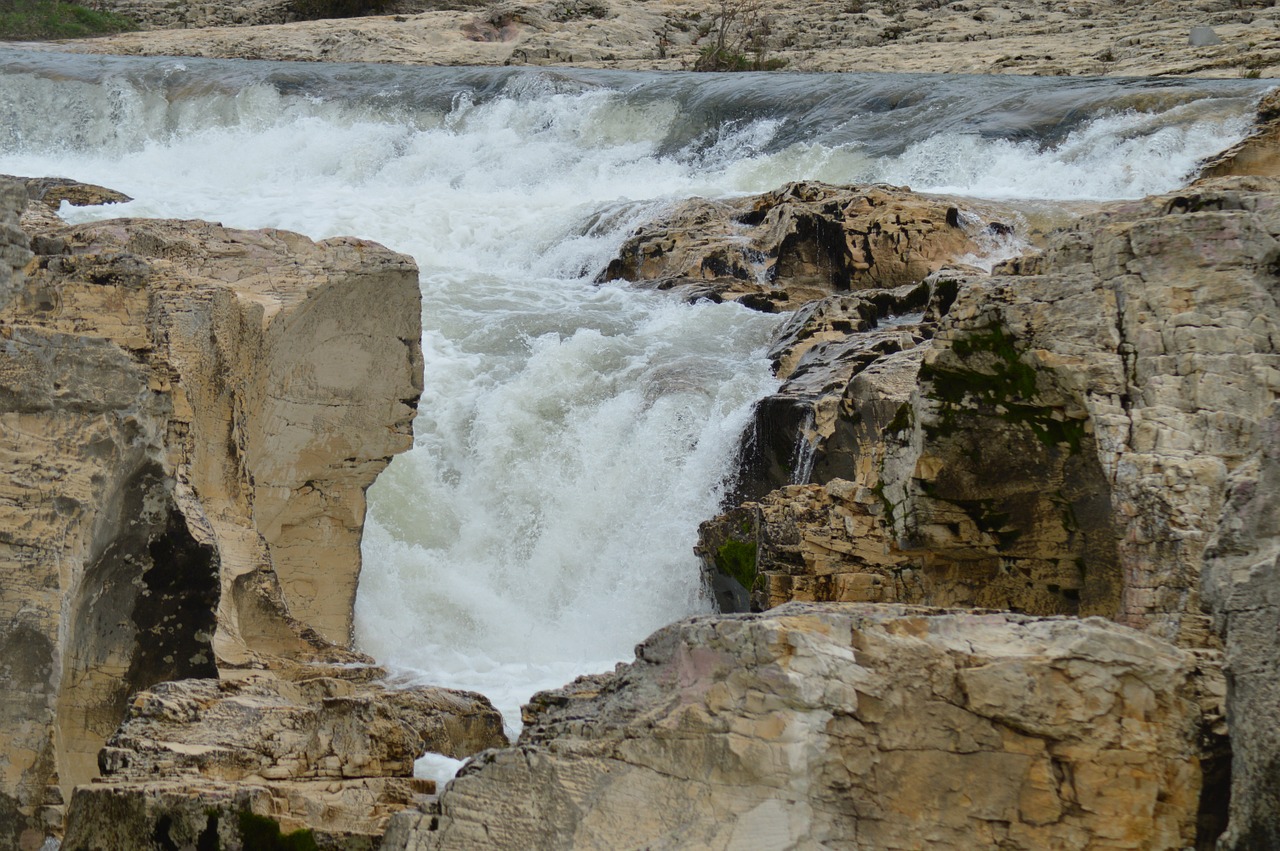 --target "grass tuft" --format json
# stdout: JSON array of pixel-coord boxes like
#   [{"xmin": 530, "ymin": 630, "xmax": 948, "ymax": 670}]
[{"xmin": 0, "ymin": 0, "xmax": 138, "ymax": 40}]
